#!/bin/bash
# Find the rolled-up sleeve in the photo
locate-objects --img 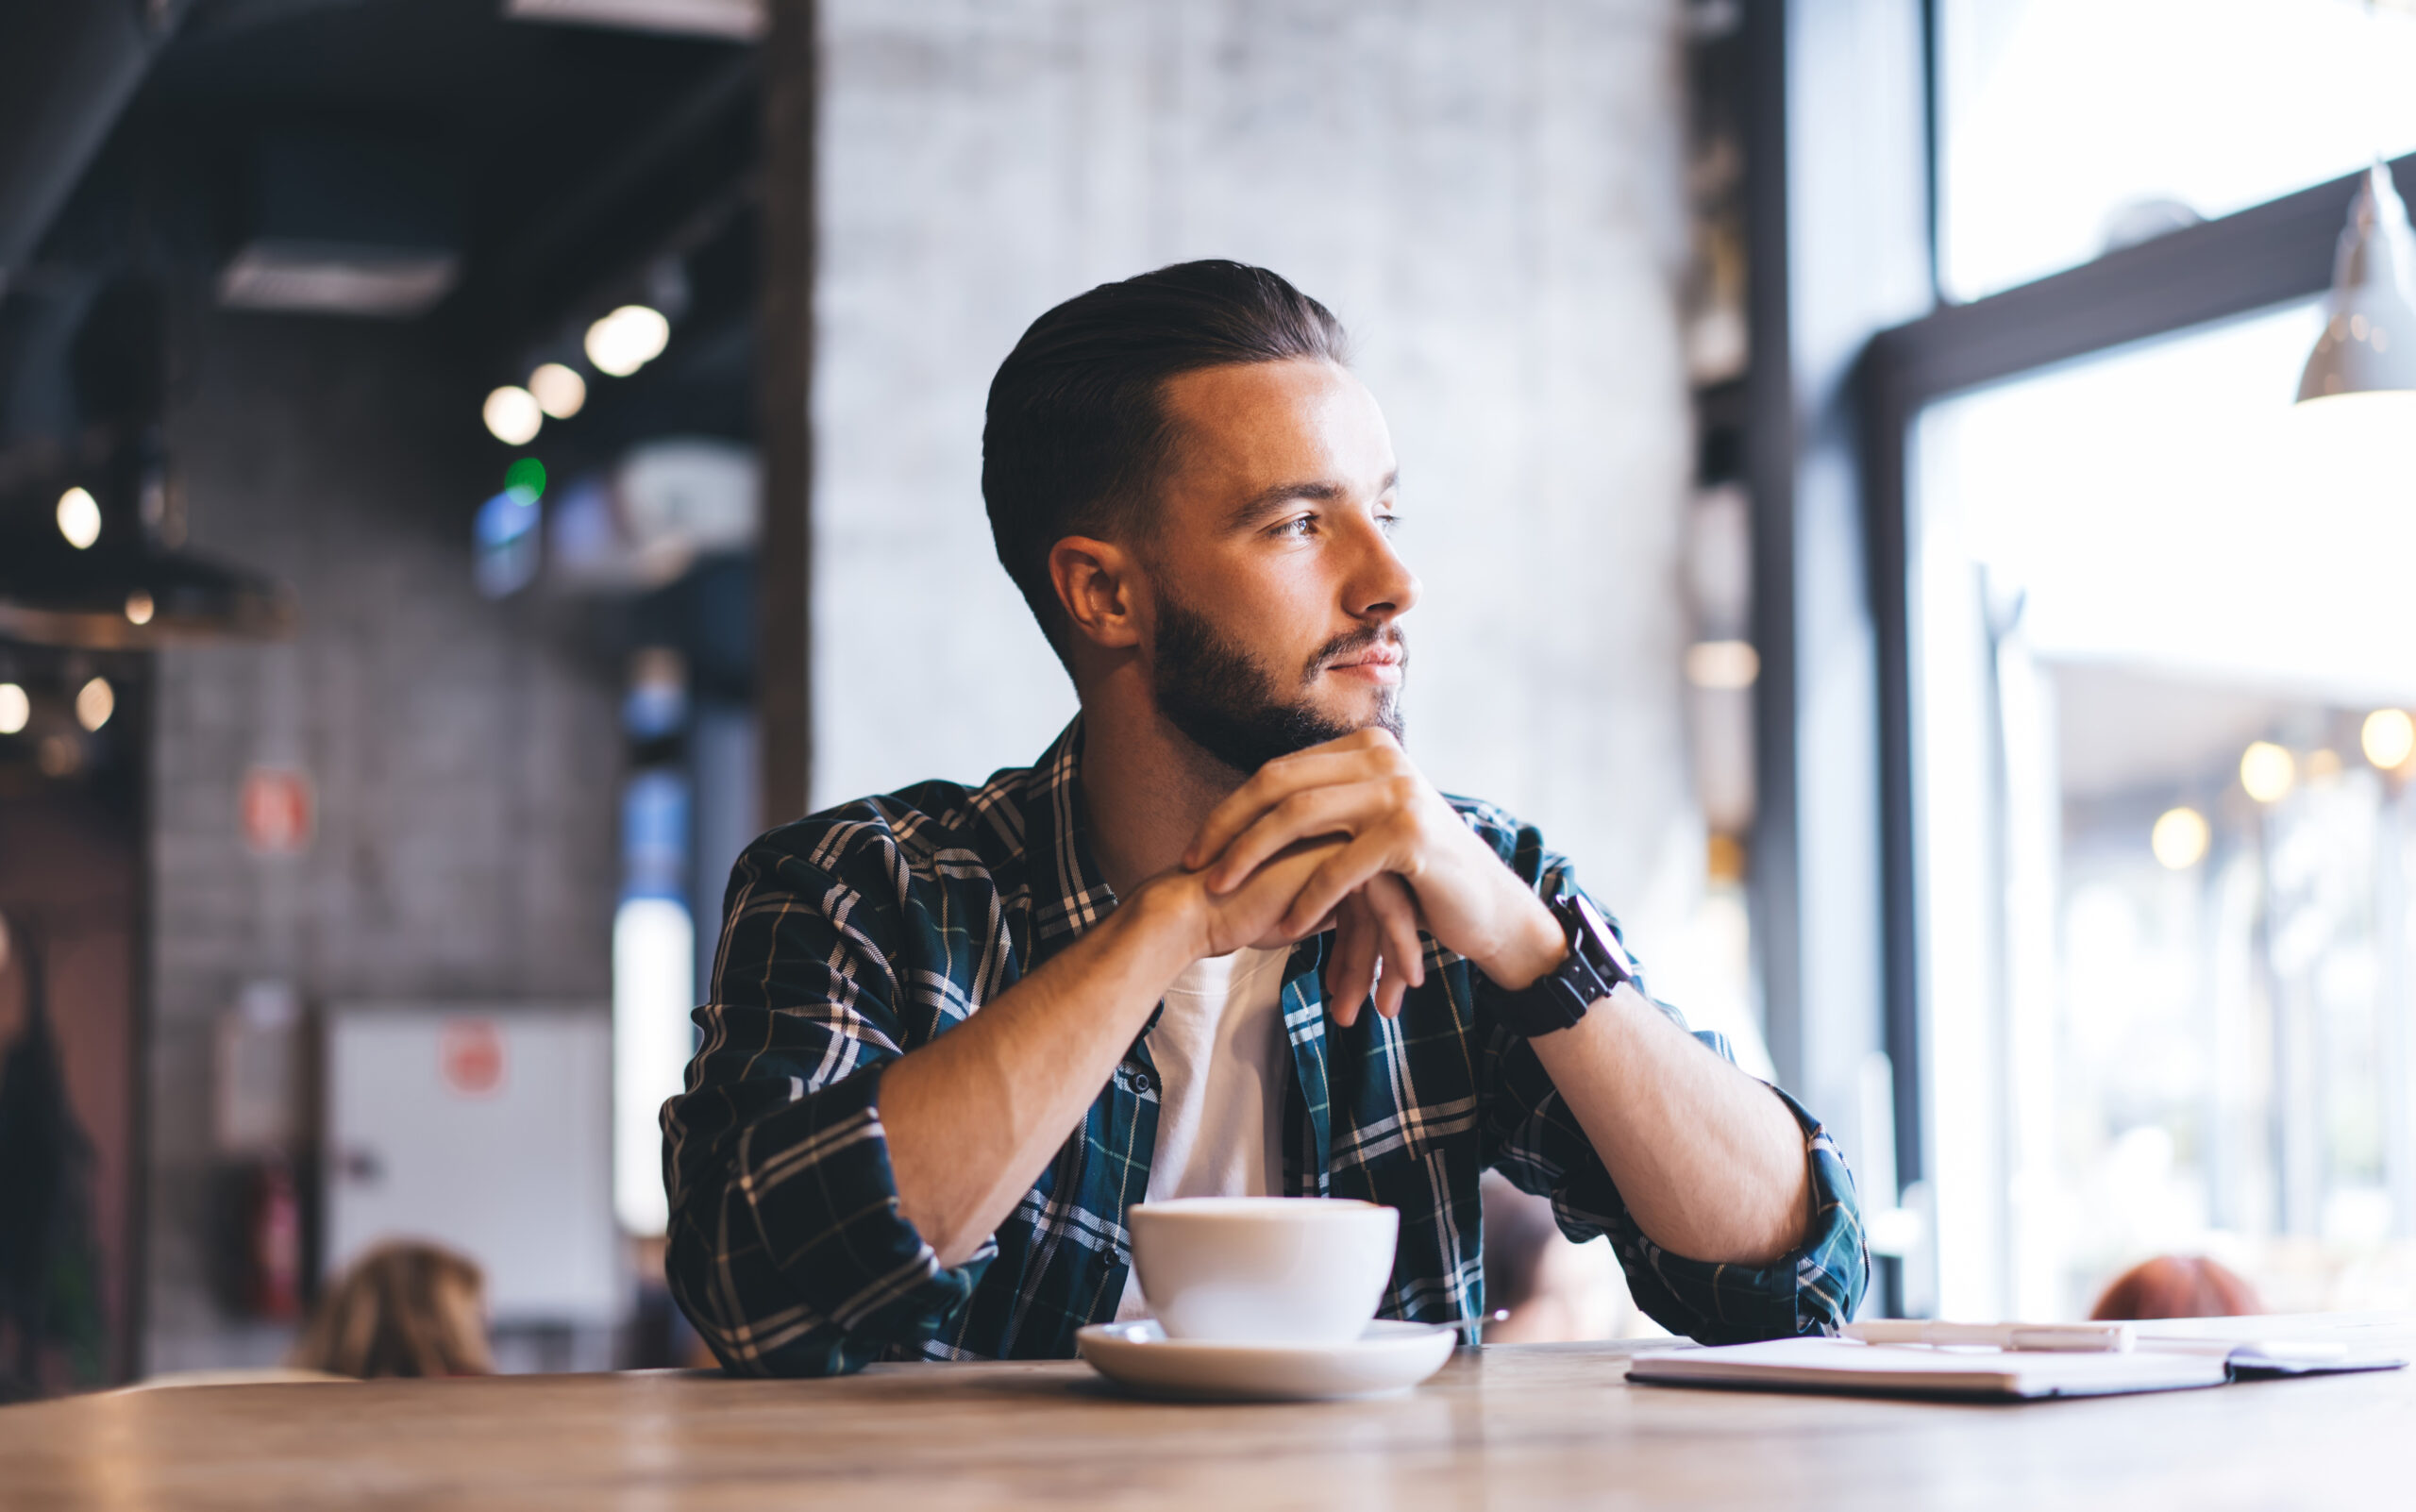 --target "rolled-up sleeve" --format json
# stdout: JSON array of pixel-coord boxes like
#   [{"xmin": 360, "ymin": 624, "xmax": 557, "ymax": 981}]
[
  {"xmin": 661, "ymin": 832, "xmax": 988, "ymax": 1376},
  {"xmin": 1460, "ymin": 804, "xmax": 1868, "ymax": 1343},
  {"xmin": 1484, "ymin": 1033, "xmax": 1867, "ymax": 1342}
]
